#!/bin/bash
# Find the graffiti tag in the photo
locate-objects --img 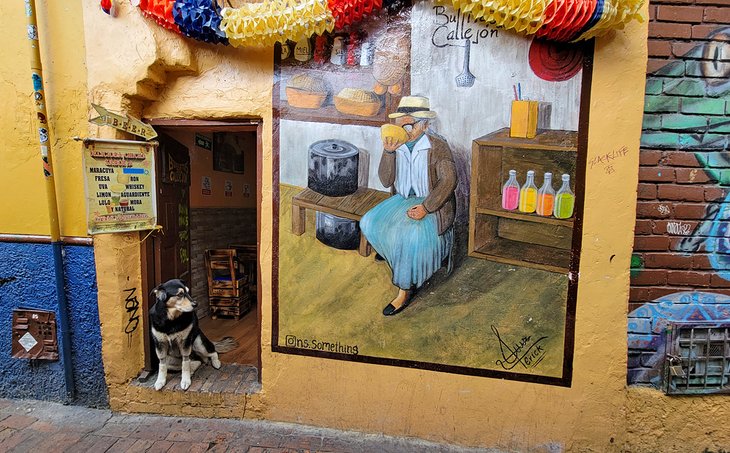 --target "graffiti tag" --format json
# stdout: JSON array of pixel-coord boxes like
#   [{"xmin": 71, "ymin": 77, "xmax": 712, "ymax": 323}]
[
  {"xmin": 431, "ymin": 6, "xmax": 499, "ymax": 48},
  {"xmin": 589, "ymin": 146, "xmax": 629, "ymax": 175},
  {"xmin": 666, "ymin": 222, "xmax": 694, "ymax": 235},
  {"xmin": 123, "ymin": 287, "xmax": 140, "ymax": 346},
  {"xmin": 491, "ymin": 325, "xmax": 548, "ymax": 370}
]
